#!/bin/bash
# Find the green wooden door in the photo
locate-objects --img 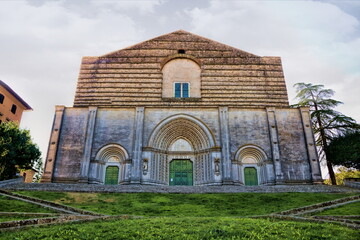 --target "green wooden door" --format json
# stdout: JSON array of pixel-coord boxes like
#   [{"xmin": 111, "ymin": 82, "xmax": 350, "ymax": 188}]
[
  {"xmin": 244, "ymin": 167, "xmax": 258, "ymax": 186},
  {"xmin": 105, "ymin": 166, "xmax": 119, "ymax": 185},
  {"xmin": 169, "ymin": 160, "xmax": 193, "ymax": 186}
]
